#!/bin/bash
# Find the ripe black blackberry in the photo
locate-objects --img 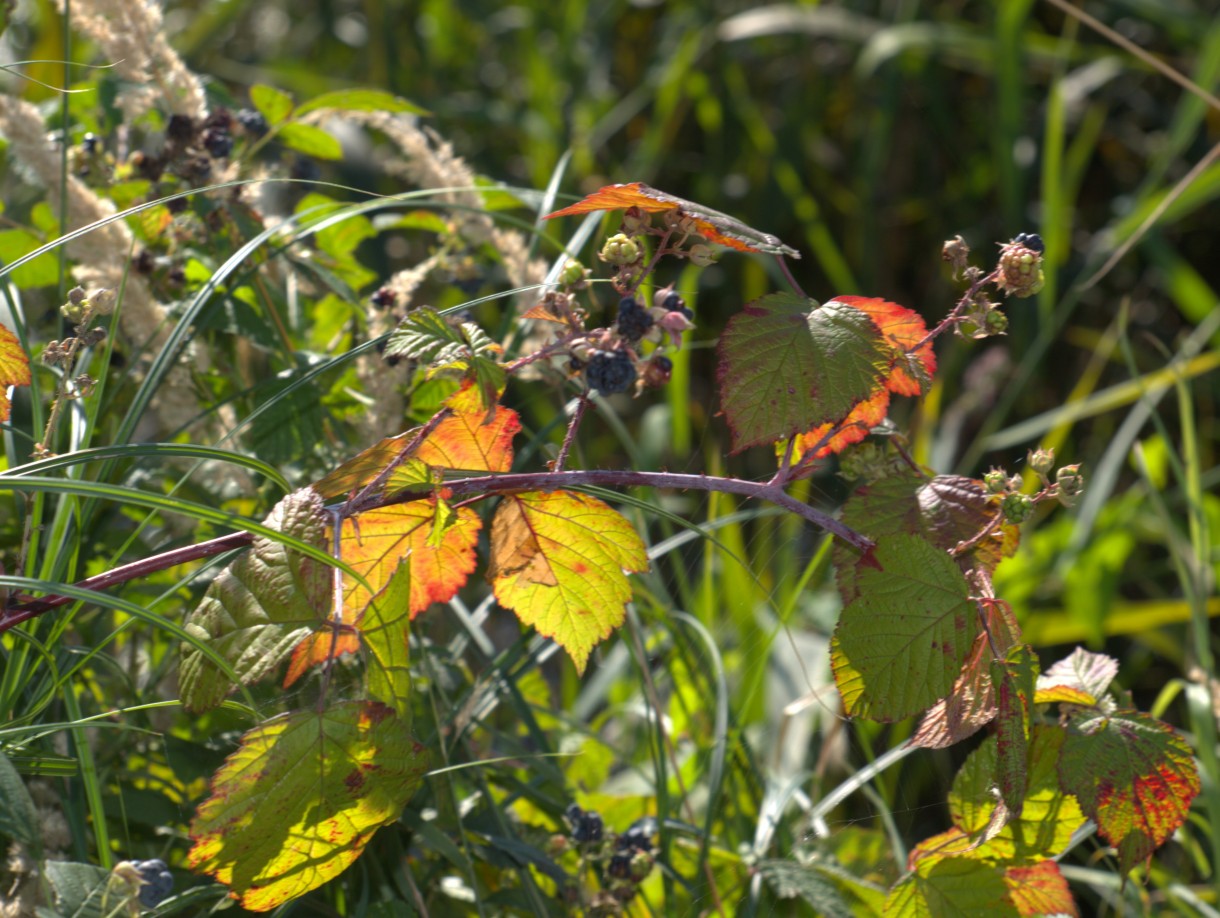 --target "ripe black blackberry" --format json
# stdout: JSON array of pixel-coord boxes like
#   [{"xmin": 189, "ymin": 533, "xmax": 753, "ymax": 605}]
[
  {"xmin": 1012, "ymin": 232, "xmax": 1044, "ymax": 254},
  {"xmin": 615, "ymin": 296, "xmax": 654, "ymax": 342},
  {"xmin": 370, "ymin": 287, "xmax": 397, "ymax": 310},
  {"xmin": 565, "ymin": 804, "xmax": 605, "ymax": 844},
  {"xmin": 202, "ymin": 127, "xmax": 233, "ymax": 159},
  {"xmin": 616, "ymin": 816, "xmax": 658, "ymax": 853},
  {"xmin": 134, "ymin": 859, "xmax": 174, "ymax": 908},
  {"xmin": 236, "ymin": 108, "xmax": 269, "ymax": 137},
  {"xmin": 584, "ymin": 350, "xmax": 637, "ymax": 394}
]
